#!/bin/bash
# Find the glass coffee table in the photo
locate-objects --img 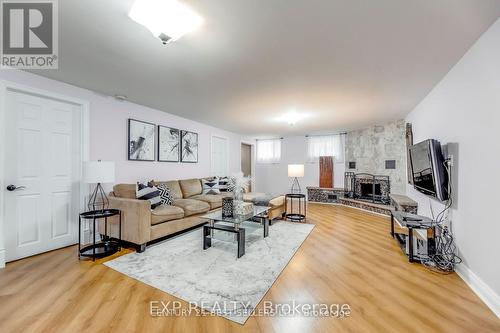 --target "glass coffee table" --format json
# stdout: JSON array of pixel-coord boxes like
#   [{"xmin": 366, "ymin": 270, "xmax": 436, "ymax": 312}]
[{"xmin": 201, "ymin": 205, "xmax": 270, "ymax": 258}]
